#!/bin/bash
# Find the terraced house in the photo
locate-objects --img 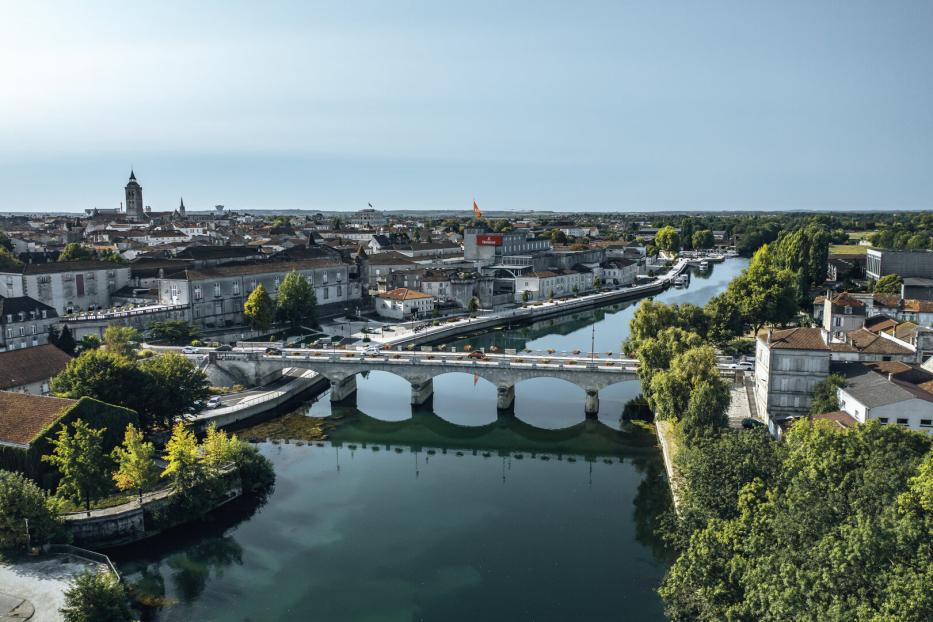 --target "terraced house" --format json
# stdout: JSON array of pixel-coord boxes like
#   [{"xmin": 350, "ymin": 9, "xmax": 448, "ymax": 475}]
[{"xmin": 0, "ymin": 260, "xmax": 131, "ymax": 316}]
